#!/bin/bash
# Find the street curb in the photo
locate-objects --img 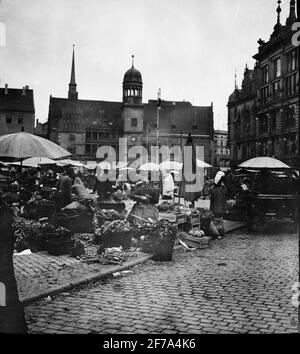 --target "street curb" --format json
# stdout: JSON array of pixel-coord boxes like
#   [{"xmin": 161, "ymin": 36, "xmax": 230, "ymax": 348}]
[
  {"xmin": 21, "ymin": 225, "xmax": 245, "ymax": 307},
  {"xmin": 21, "ymin": 253, "xmax": 153, "ymax": 307}
]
